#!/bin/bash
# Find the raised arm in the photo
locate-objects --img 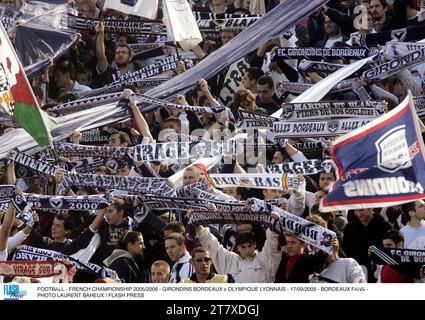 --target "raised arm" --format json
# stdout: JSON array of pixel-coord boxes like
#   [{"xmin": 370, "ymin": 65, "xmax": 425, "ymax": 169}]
[
  {"xmin": 89, "ymin": 206, "xmax": 106, "ymax": 233},
  {"xmin": 0, "ymin": 202, "xmax": 16, "ymax": 251},
  {"xmin": 129, "ymin": 96, "xmax": 154, "ymax": 143},
  {"xmin": 95, "ymin": 20, "xmax": 108, "ymax": 74},
  {"xmin": 6, "ymin": 155, "xmax": 16, "ymax": 185}
]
